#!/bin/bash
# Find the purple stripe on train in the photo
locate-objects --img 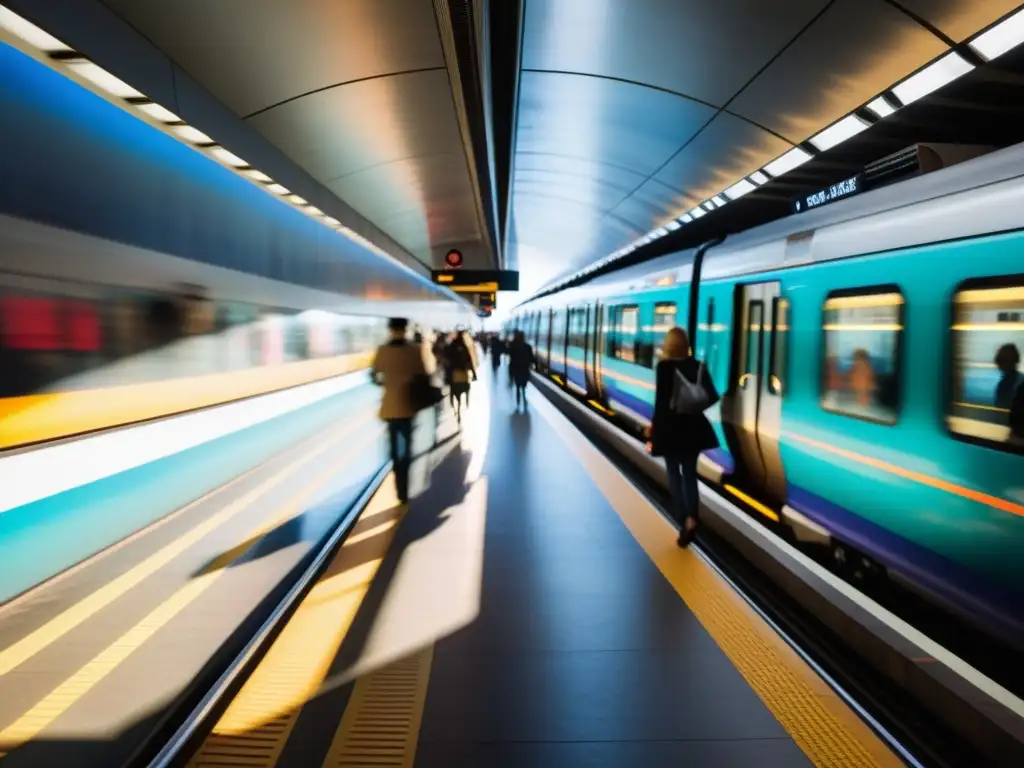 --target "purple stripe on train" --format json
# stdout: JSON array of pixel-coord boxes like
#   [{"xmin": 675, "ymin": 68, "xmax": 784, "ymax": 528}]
[{"xmin": 786, "ymin": 485, "xmax": 1024, "ymax": 642}]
